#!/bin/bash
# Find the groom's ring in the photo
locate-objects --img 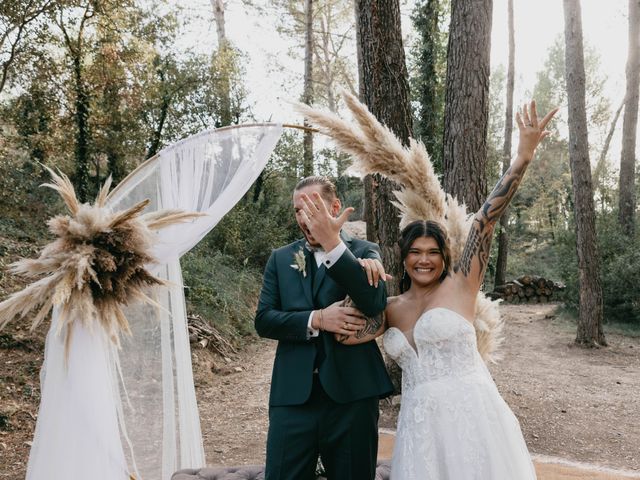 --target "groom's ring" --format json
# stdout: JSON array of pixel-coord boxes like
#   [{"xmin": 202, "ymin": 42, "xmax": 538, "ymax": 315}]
[{"xmin": 343, "ymin": 322, "xmax": 348, "ymax": 329}]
